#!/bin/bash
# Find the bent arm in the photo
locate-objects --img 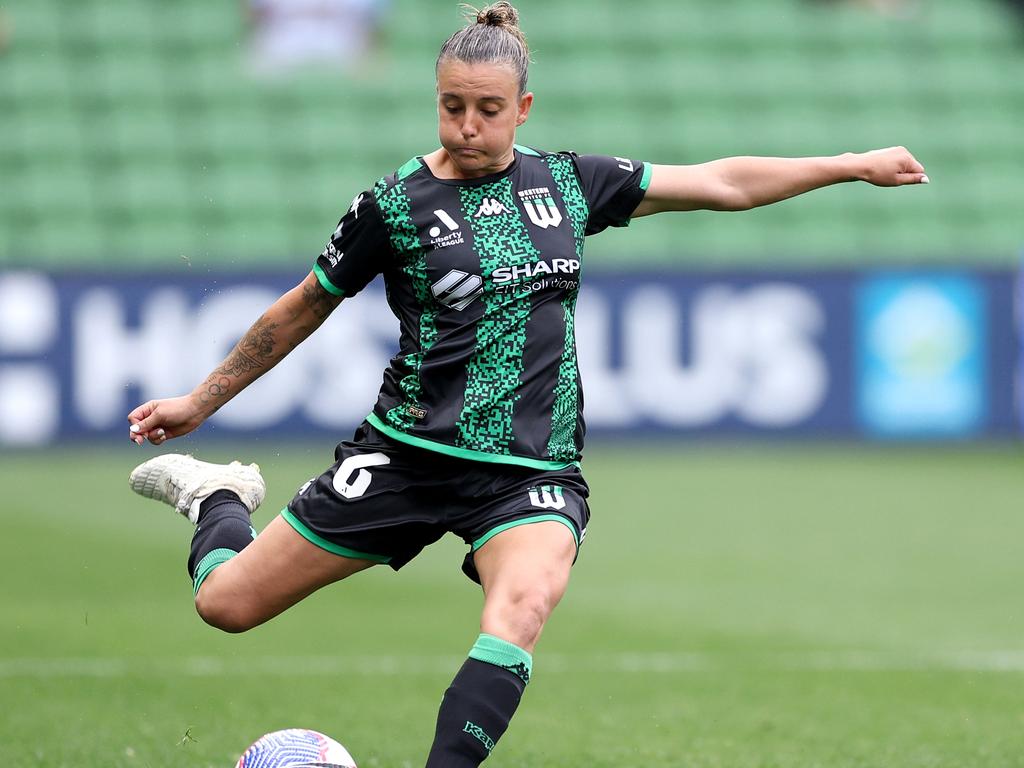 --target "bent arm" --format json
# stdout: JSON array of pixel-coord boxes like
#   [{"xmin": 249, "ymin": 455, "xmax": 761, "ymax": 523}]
[
  {"xmin": 128, "ymin": 271, "xmax": 342, "ymax": 444},
  {"xmin": 632, "ymin": 146, "xmax": 928, "ymax": 218}
]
